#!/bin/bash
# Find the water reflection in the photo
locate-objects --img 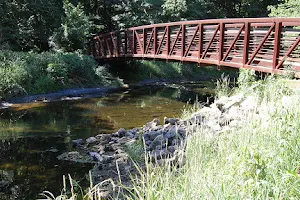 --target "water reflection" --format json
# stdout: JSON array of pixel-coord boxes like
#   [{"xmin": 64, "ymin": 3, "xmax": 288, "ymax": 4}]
[{"xmin": 0, "ymin": 82, "xmax": 214, "ymax": 199}]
